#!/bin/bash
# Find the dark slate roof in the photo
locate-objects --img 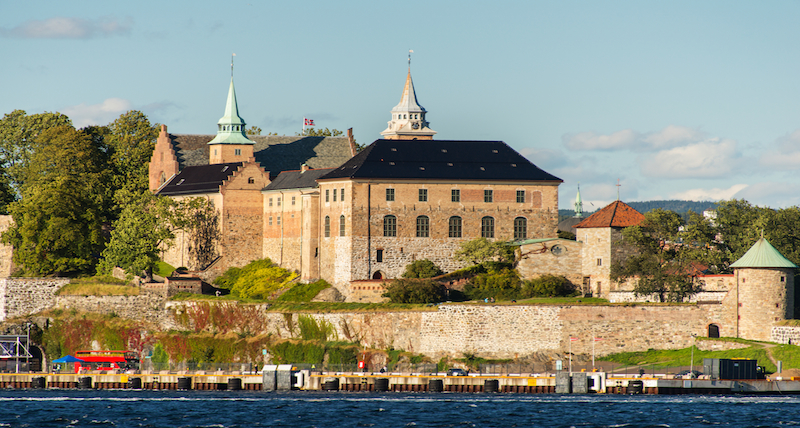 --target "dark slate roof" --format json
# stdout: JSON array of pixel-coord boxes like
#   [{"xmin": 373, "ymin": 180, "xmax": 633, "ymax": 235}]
[
  {"xmin": 317, "ymin": 139, "xmax": 562, "ymax": 182},
  {"xmin": 157, "ymin": 162, "xmax": 243, "ymax": 196},
  {"xmin": 169, "ymin": 134, "xmax": 353, "ymax": 174},
  {"xmin": 264, "ymin": 168, "xmax": 336, "ymax": 191}
]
